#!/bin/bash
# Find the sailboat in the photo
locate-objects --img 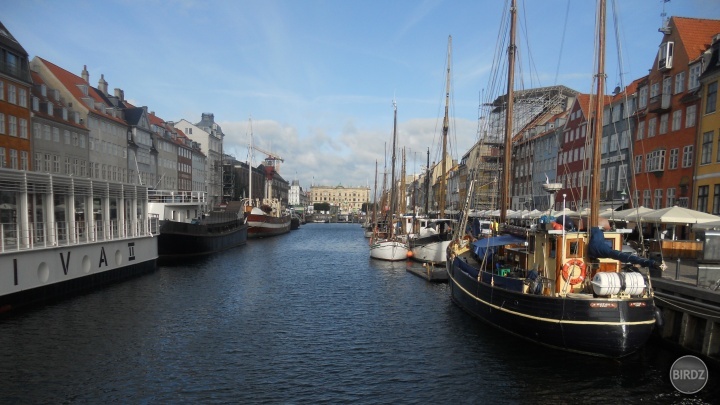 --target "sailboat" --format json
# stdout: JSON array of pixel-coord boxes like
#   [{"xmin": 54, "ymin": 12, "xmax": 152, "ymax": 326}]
[
  {"xmin": 370, "ymin": 101, "xmax": 409, "ymax": 261},
  {"xmin": 446, "ymin": 0, "xmax": 665, "ymax": 357},
  {"xmin": 243, "ymin": 119, "xmax": 292, "ymax": 238},
  {"xmin": 409, "ymin": 36, "xmax": 456, "ymax": 266}
]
